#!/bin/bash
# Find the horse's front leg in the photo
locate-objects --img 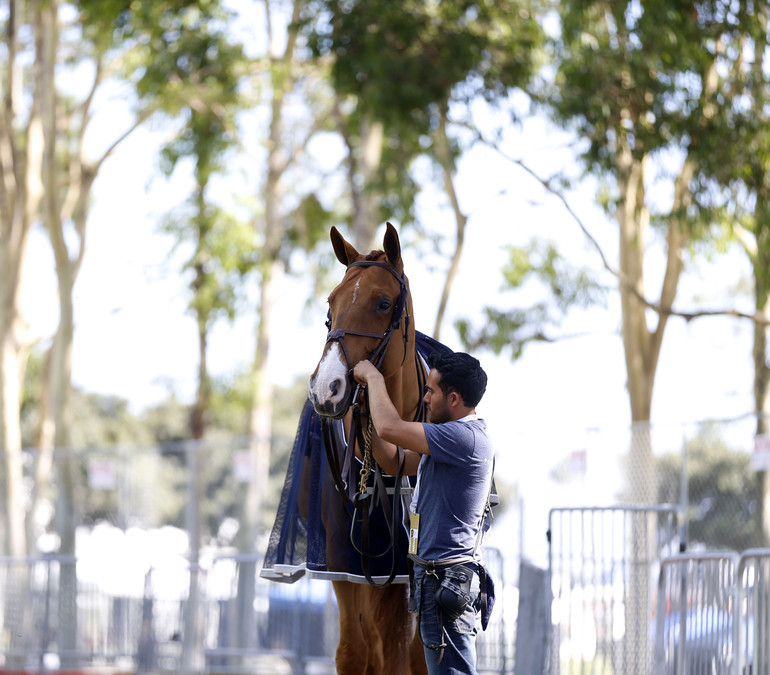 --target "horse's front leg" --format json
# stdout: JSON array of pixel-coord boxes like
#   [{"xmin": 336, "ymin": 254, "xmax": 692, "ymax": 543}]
[
  {"xmin": 408, "ymin": 619, "xmax": 428, "ymax": 675},
  {"xmin": 333, "ymin": 581, "xmax": 383, "ymax": 675},
  {"xmin": 371, "ymin": 584, "xmax": 420, "ymax": 675}
]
